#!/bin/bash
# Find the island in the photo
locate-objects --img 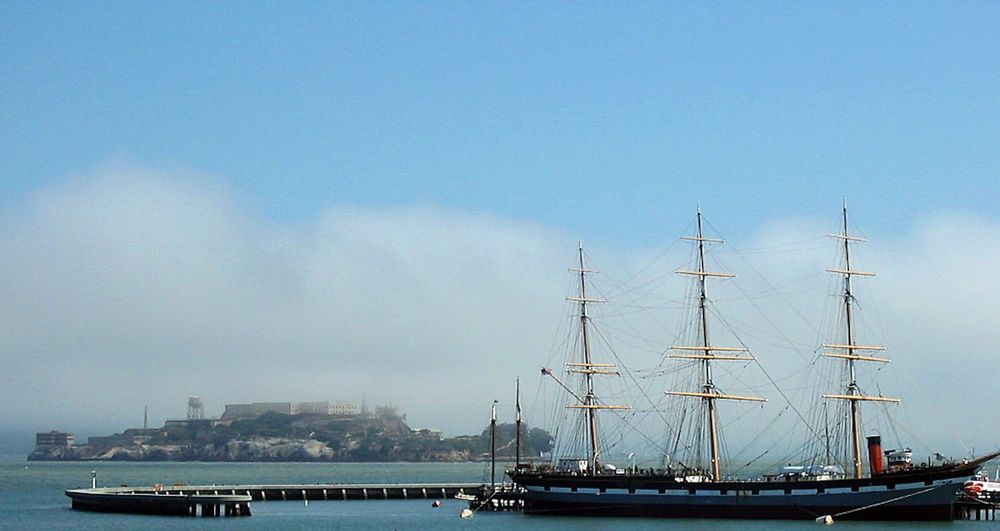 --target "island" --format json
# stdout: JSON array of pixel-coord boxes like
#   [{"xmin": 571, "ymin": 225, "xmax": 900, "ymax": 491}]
[{"xmin": 29, "ymin": 403, "xmax": 552, "ymax": 462}]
